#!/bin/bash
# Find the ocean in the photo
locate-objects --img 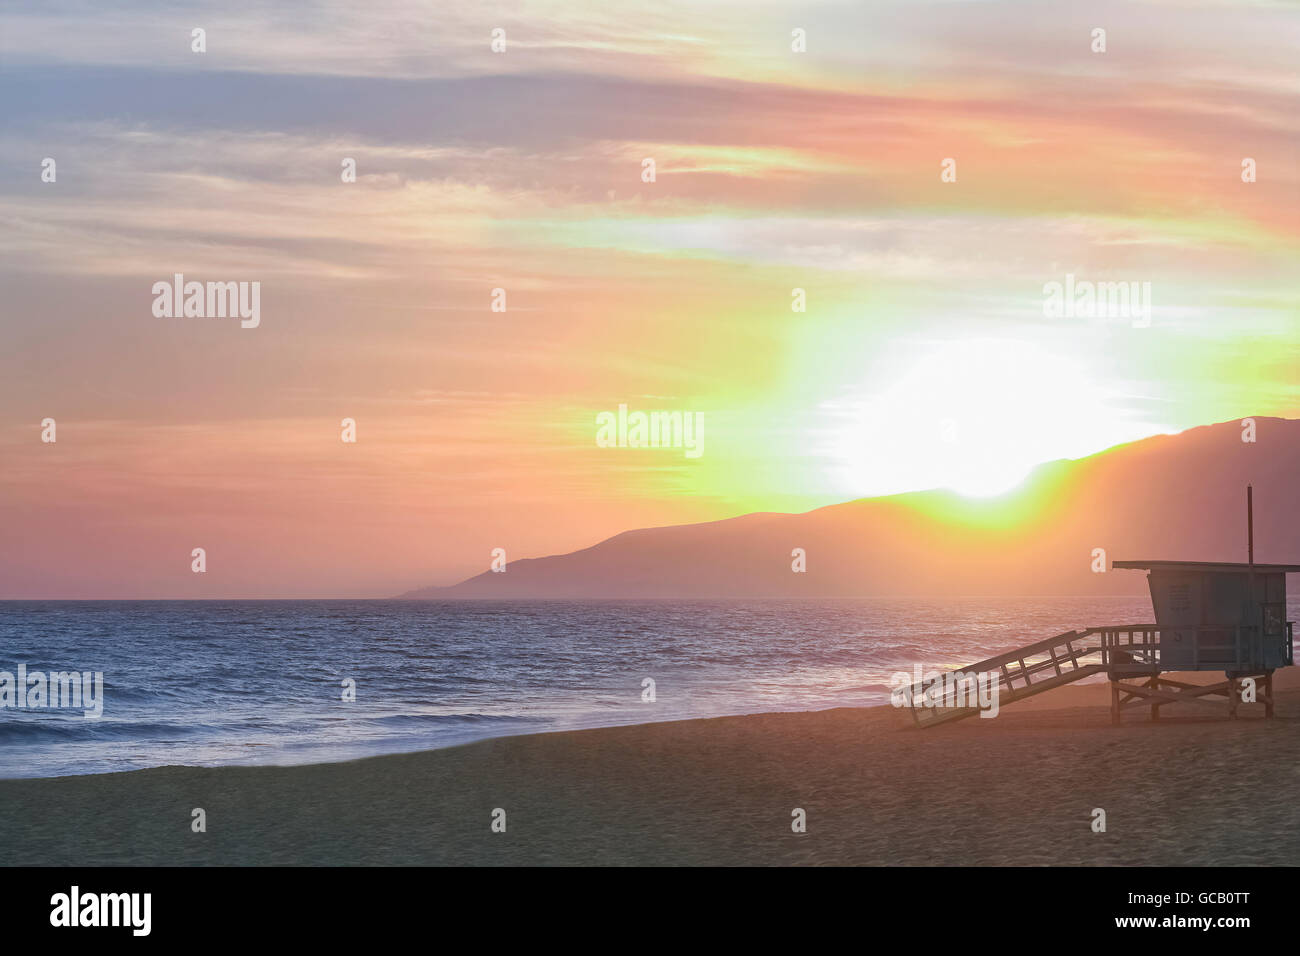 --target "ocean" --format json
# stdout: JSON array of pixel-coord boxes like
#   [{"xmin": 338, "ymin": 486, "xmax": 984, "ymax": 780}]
[{"xmin": 2, "ymin": 595, "xmax": 1279, "ymax": 779}]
